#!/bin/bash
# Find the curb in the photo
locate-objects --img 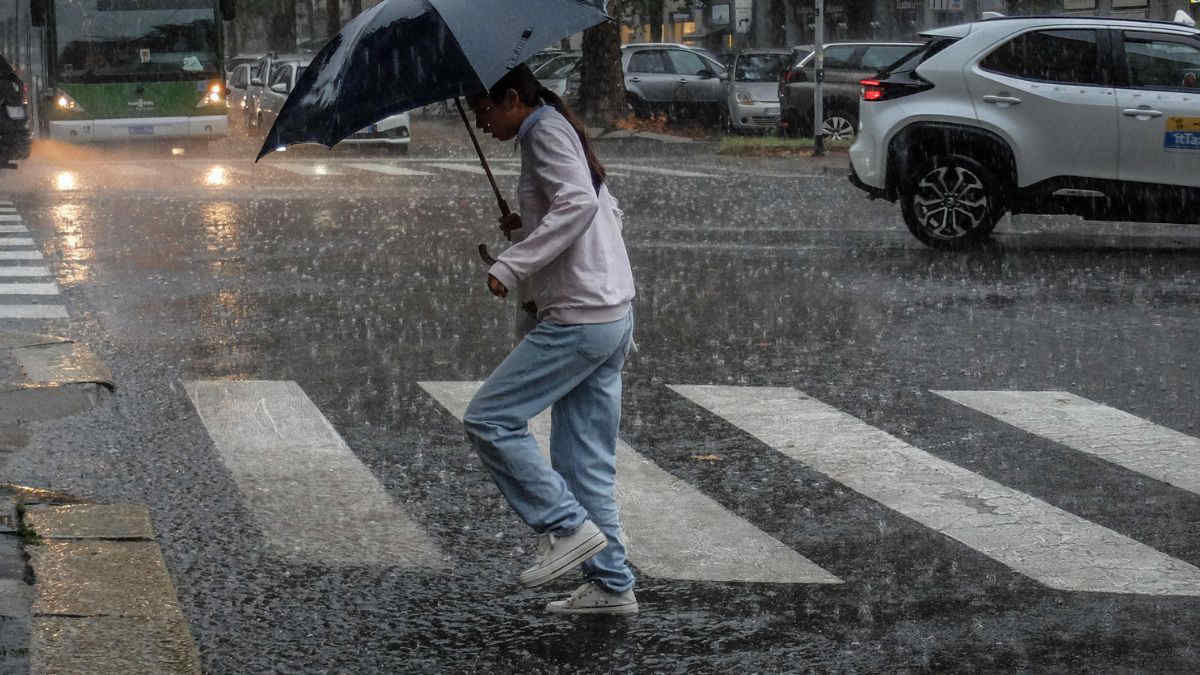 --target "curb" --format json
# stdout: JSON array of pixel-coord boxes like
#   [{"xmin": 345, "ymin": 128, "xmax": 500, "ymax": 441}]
[
  {"xmin": 9, "ymin": 488, "xmax": 202, "ymax": 675},
  {"xmin": 0, "ymin": 333, "xmax": 114, "ymax": 424}
]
